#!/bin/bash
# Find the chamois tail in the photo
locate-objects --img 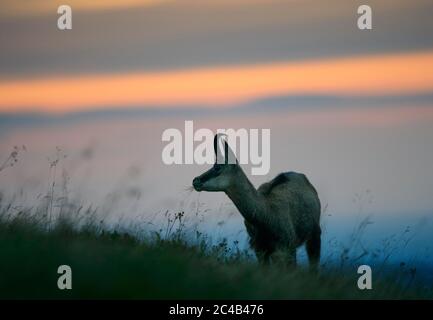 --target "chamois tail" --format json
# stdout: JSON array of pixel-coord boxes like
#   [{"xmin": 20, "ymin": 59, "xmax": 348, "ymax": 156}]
[{"xmin": 306, "ymin": 224, "xmax": 321, "ymax": 271}]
